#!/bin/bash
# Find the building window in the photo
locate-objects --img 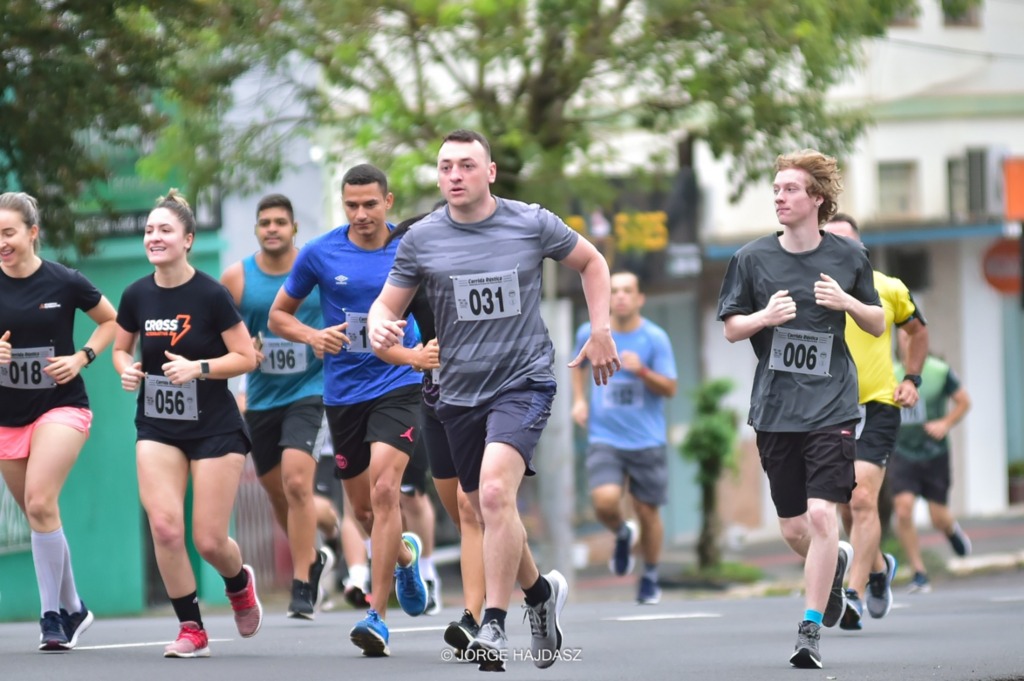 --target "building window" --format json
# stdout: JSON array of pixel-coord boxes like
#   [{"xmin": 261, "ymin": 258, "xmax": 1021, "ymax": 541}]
[
  {"xmin": 878, "ymin": 161, "xmax": 919, "ymax": 219},
  {"xmin": 890, "ymin": 1, "xmax": 918, "ymax": 27},
  {"xmin": 947, "ymin": 157, "xmax": 968, "ymax": 222},
  {"xmin": 943, "ymin": 0, "xmax": 982, "ymax": 27}
]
